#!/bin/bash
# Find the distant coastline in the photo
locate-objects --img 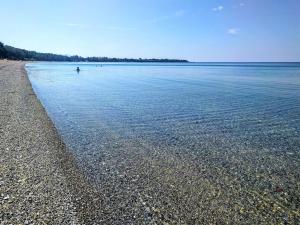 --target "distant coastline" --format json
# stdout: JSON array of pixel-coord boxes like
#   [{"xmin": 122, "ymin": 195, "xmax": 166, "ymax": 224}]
[{"xmin": 0, "ymin": 42, "xmax": 188, "ymax": 63}]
